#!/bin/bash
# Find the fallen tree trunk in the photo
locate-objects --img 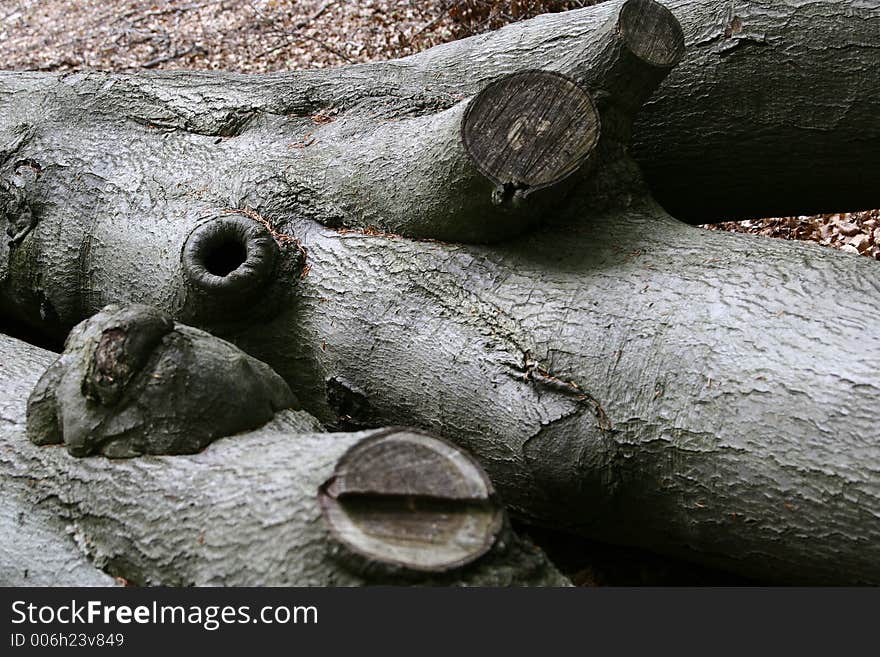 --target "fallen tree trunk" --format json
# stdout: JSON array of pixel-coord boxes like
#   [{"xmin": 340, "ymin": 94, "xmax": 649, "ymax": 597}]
[
  {"xmin": 0, "ymin": 0, "xmax": 878, "ymax": 584},
  {"xmin": 1, "ymin": 487, "xmax": 118, "ymax": 587},
  {"xmin": 2, "ymin": 1, "xmax": 874, "ymax": 228},
  {"xmin": 634, "ymin": 0, "xmax": 880, "ymax": 222},
  {"xmin": 0, "ymin": 329, "xmax": 569, "ymax": 587},
  {"xmin": 255, "ymin": 197, "xmax": 880, "ymax": 586}
]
